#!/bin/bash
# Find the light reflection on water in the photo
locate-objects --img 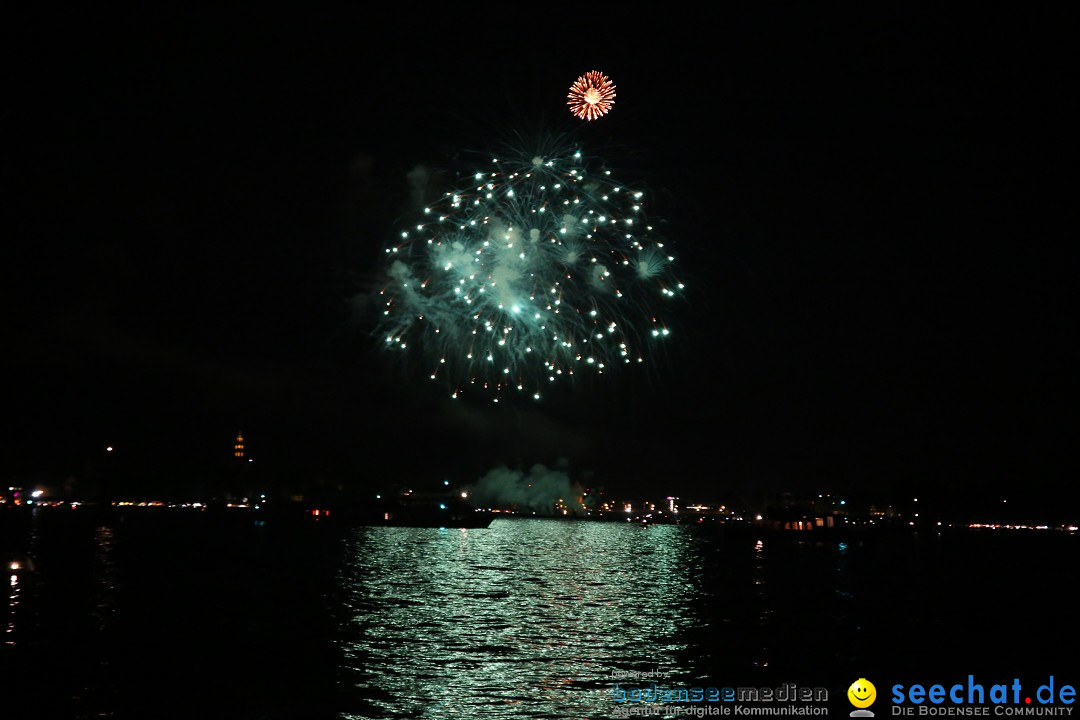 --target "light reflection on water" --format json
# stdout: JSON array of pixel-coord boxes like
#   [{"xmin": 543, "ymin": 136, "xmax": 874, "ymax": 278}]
[
  {"xmin": 6, "ymin": 573, "xmax": 19, "ymax": 645},
  {"xmin": 3, "ymin": 512, "xmax": 1074, "ymax": 718},
  {"xmin": 92, "ymin": 525, "xmax": 118, "ymax": 632},
  {"xmin": 336, "ymin": 520, "xmax": 703, "ymax": 718}
]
